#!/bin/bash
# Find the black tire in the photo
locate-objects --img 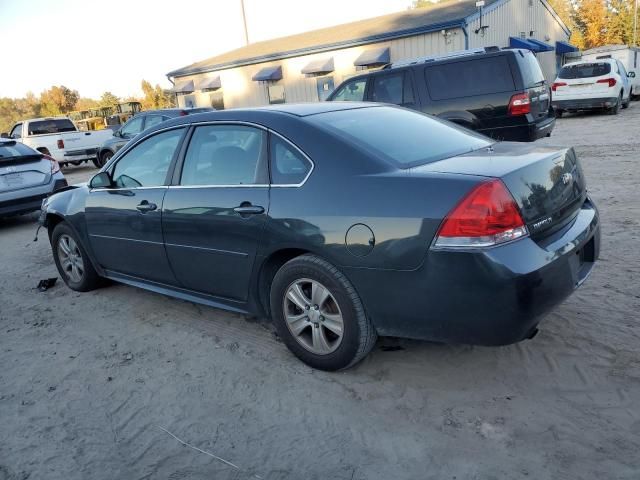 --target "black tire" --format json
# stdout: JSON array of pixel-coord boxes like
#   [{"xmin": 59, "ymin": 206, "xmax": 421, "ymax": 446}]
[
  {"xmin": 68, "ymin": 160, "xmax": 82, "ymax": 166},
  {"xmin": 555, "ymin": 109, "xmax": 563, "ymax": 118},
  {"xmin": 609, "ymin": 93, "xmax": 622, "ymax": 115},
  {"xmin": 270, "ymin": 254, "xmax": 377, "ymax": 371},
  {"xmin": 51, "ymin": 222, "xmax": 102, "ymax": 292},
  {"xmin": 622, "ymin": 94, "xmax": 630, "ymax": 109},
  {"xmin": 93, "ymin": 150, "xmax": 112, "ymax": 169}
]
